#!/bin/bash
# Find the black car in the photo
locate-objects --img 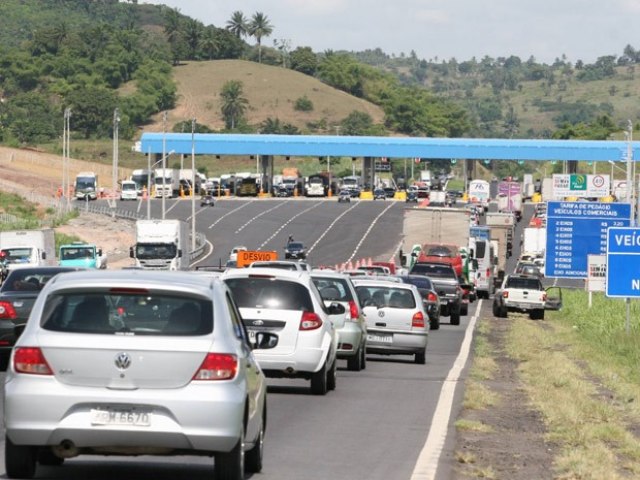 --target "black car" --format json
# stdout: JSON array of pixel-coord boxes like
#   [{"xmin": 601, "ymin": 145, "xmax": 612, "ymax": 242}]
[
  {"xmin": 284, "ymin": 241, "xmax": 307, "ymax": 260},
  {"xmin": 373, "ymin": 188, "xmax": 386, "ymax": 200},
  {"xmin": 0, "ymin": 266, "xmax": 81, "ymax": 369},
  {"xmin": 383, "ymin": 187, "xmax": 397, "ymax": 198},
  {"xmin": 397, "ymin": 275, "xmax": 441, "ymax": 330},
  {"xmin": 406, "ymin": 191, "xmax": 419, "ymax": 203},
  {"xmin": 200, "ymin": 195, "xmax": 215, "ymax": 207}
]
